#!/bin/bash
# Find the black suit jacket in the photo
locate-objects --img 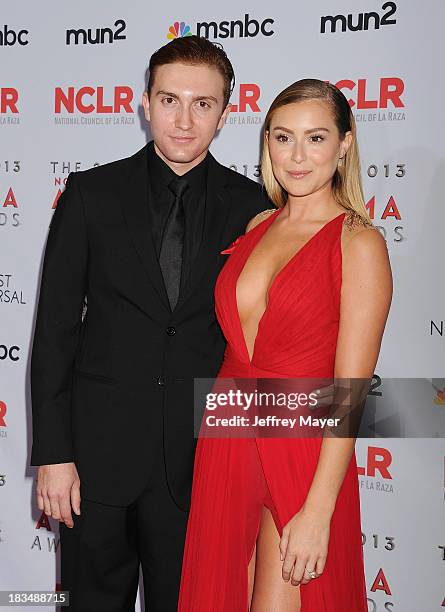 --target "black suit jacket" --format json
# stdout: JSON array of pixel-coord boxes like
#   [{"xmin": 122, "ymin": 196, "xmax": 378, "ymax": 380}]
[{"xmin": 30, "ymin": 143, "xmax": 270, "ymax": 509}]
